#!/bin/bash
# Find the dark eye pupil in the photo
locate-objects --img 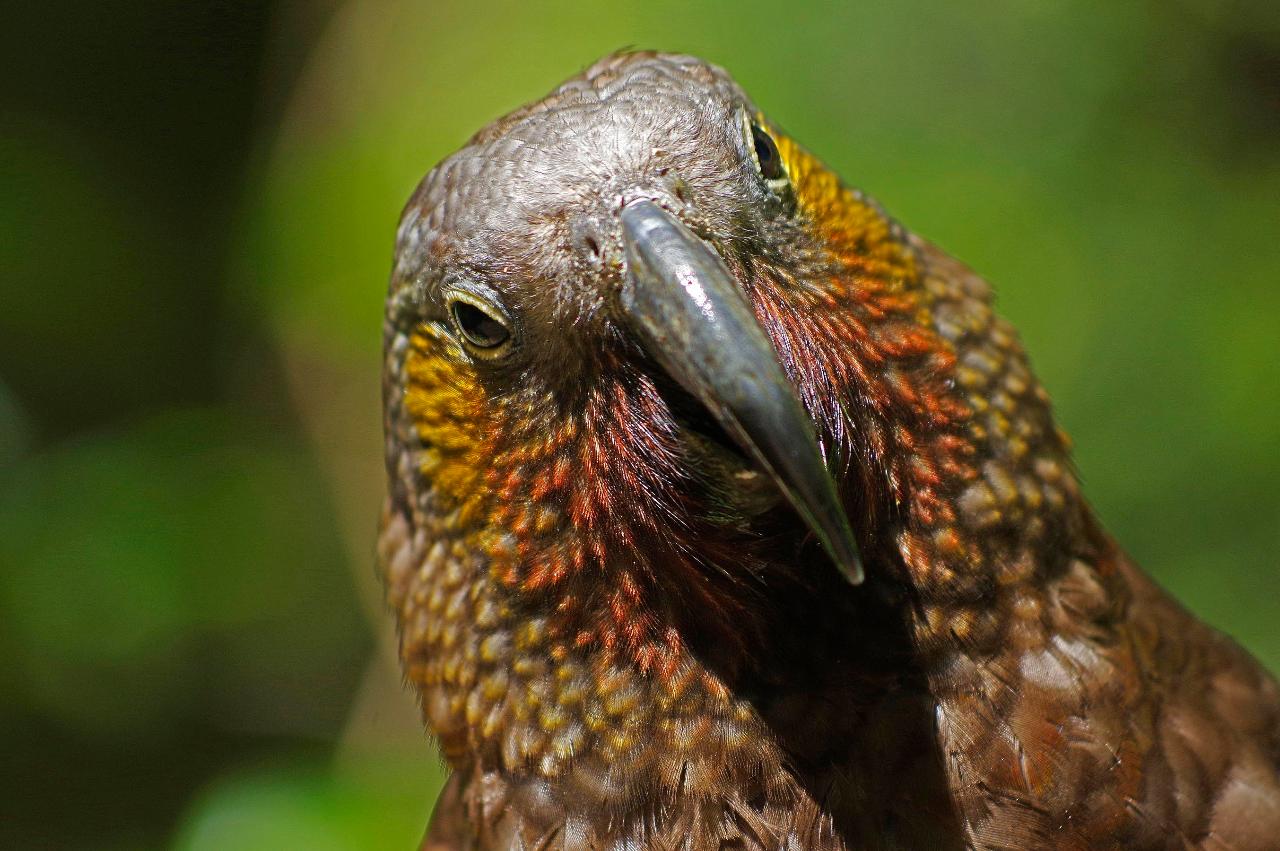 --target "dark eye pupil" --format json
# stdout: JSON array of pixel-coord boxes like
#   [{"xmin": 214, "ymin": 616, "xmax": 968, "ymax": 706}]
[
  {"xmin": 751, "ymin": 123, "xmax": 785, "ymax": 182},
  {"xmin": 452, "ymin": 301, "xmax": 509, "ymax": 348}
]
